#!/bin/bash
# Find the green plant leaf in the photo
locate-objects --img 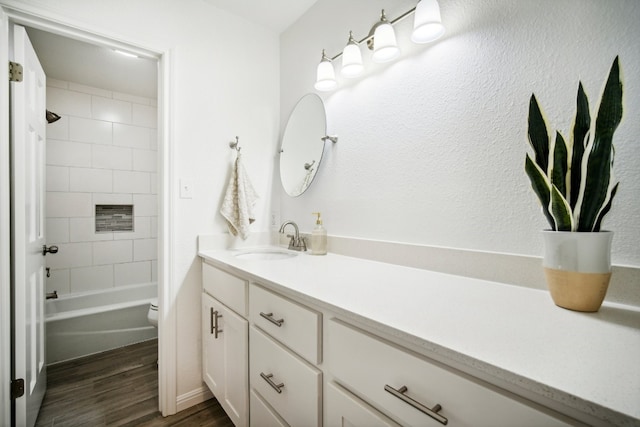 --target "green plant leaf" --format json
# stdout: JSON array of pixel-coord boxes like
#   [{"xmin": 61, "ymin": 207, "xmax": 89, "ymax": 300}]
[
  {"xmin": 525, "ymin": 153, "xmax": 554, "ymax": 229},
  {"xmin": 593, "ymin": 182, "xmax": 619, "ymax": 232},
  {"xmin": 570, "ymin": 82, "xmax": 590, "ymax": 209},
  {"xmin": 550, "ymin": 132, "xmax": 568, "ymax": 197},
  {"xmin": 550, "ymin": 185, "xmax": 574, "ymax": 231},
  {"xmin": 527, "ymin": 94, "xmax": 549, "ymax": 173},
  {"xmin": 577, "ymin": 56, "xmax": 623, "ymax": 231}
]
